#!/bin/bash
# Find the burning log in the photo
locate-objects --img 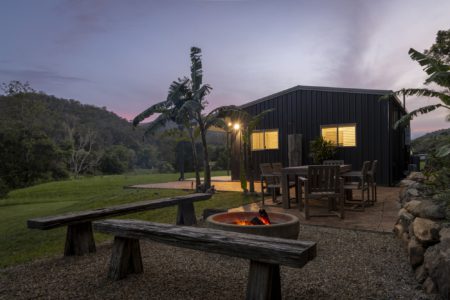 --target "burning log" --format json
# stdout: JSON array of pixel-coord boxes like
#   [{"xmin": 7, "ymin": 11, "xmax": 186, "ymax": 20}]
[
  {"xmin": 249, "ymin": 216, "xmax": 264, "ymax": 225},
  {"xmin": 233, "ymin": 209, "xmax": 272, "ymax": 226},
  {"xmin": 258, "ymin": 209, "xmax": 271, "ymax": 225}
]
